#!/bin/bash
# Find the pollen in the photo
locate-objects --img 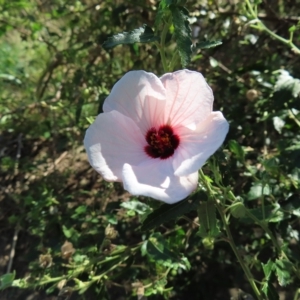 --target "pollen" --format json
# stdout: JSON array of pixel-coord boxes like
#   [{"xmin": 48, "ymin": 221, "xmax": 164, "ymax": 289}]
[{"xmin": 144, "ymin": 125, "xmax": 180, "ymax": 159}]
